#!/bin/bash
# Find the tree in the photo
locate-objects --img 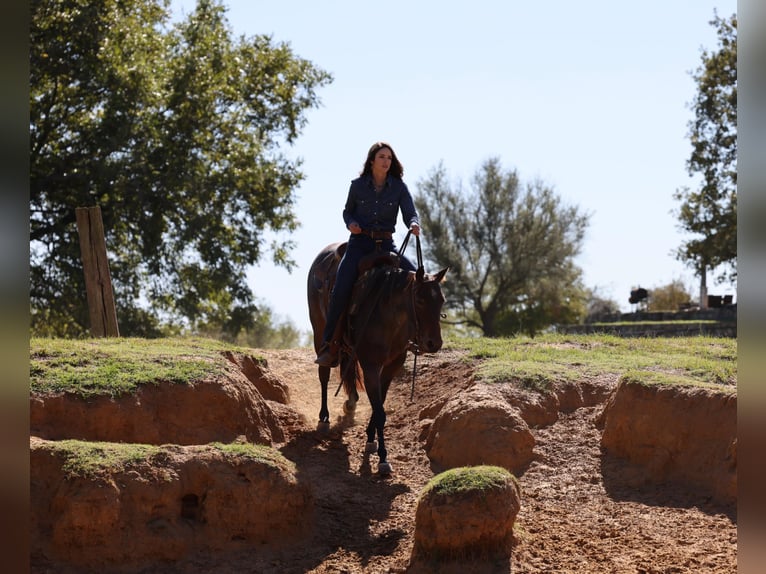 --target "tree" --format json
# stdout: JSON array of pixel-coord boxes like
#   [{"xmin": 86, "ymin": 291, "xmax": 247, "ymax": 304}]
[
  {"xmin": 414, "ymin": 159, "xmax": 590, "ymax": 337},
  {"xmin": 584, "ymin": 287, "xmax": 621, "ymax": 324},
  {"xmin": 674, "ymin": 12, "xmax": 737, "ymax": 292},
  {"xmin": 30, "ymin": 0, "xmax": 332, "ymax": 337},
  {"xmin": 645, "ymin": 279, "xmax": 696, "ymax": 312},
  {"xmin": 195, "ymin": 300, "xmax": 305, "ymax": 348}
]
